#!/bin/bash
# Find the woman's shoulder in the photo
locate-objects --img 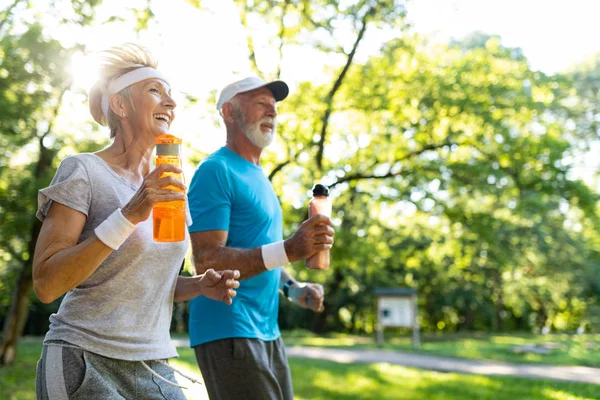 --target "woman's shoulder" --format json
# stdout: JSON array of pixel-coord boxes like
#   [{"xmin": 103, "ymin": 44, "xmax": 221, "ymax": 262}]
[
  {"xmin": 58, "ymin": 153, "xmax": 108, "ymax": 174},
  {"xmin": 57, "ymin": 153, "xmax": 97, "ymax": 168},
  {"xmin": 62, "ymin": 152, "xmax": 101, "ymax": 164}
]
